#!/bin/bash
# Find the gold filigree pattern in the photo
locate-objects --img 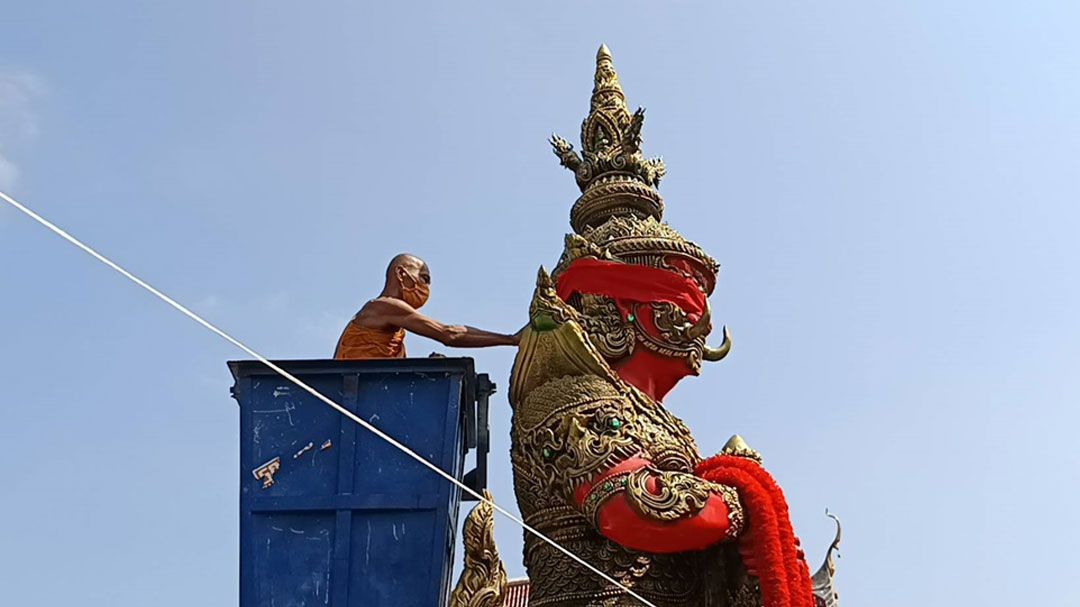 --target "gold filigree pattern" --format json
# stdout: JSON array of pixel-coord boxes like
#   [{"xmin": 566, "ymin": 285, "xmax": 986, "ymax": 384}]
[
  {"xmin": 625, "ymin": 468, "xmax": 741, "ymax": 531},
  {"xmin": 555, "ymin": 233, "xmax": 617, "ymax": 273},
  {"xmin": 550, "ymin": 45, "xmax": 668, "ymax": 238},
  {"xmin": 529, "ymin": 267, "xmax": 581, "ymax": 332},
  {"xmin": 521, "ymin": 533, "xmax": 708, "ymax": 607},
  {"xmin": 449, "ymin": 492, "xmax": 507, "ymax": 607},
  {"xmin": 728, "ymin": 578, "xmax": 763, "ymax": 607},
  {"xmin": 651, "ymin": 302, "xmax": 709, "ymax": 346},
  {"xmin": 580, "ymin": 216, "xmax": 718, "ymax": 277},
  {"xmin": 553, "ymin": 216, "xmax": 720, "ymax": 295},
  {"xmin": 517, "ymin": 377, "xmax": 642, "ymax": 497},
  {"xmin": 581, "ymin": 471, "xmax": 631, "ymax": 526},
  {"xmin": 578, "ymin": 294, "xmax": 634, "ymax": 361},
  {"xmin": 551, "ymin": 46, "xmax": 666, "ymax": 197},
  {"xmin": 561, "ymin": 282, "xmax": 727, "ymax": 377},
  {"xmin": 634, "ymin": 301, "xmax": 708, "ymax": 373}
]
